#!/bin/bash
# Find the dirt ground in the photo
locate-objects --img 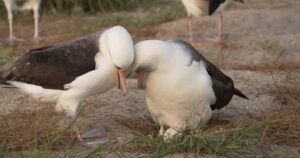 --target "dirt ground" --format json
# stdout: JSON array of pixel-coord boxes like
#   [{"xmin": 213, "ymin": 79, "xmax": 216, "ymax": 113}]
[{"xmin": 0, "ymin": 0, "xmax": 299, "ymax": 157}]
